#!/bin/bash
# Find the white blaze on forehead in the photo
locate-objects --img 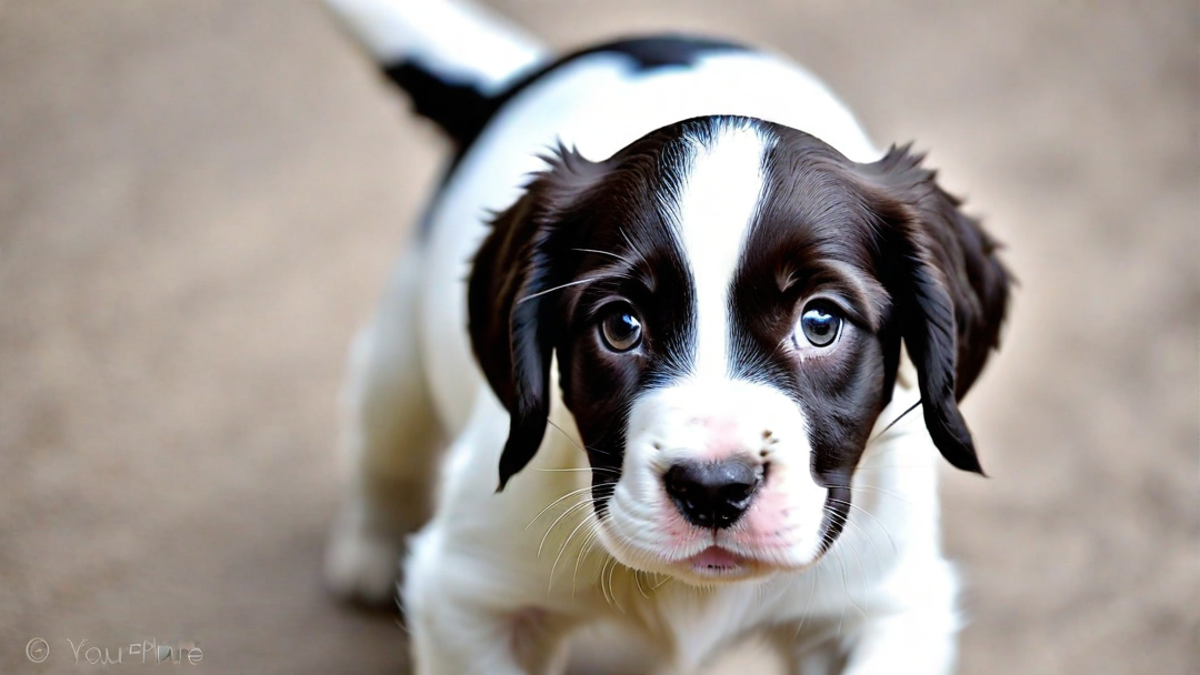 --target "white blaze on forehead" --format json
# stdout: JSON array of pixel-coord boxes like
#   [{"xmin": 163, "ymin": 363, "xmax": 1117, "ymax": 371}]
[{"xmin": 670, "ymin": 123, "xmax": 769, "ymax": 377}]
